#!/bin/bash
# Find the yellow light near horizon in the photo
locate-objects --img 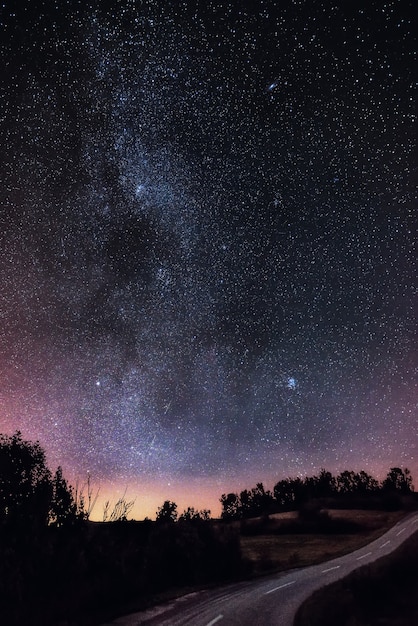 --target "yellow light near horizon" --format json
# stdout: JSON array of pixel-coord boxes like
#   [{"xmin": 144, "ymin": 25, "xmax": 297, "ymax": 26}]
[{"xmin": 87, "ymin": 478, "xmax": 224, "ymax": 522}]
